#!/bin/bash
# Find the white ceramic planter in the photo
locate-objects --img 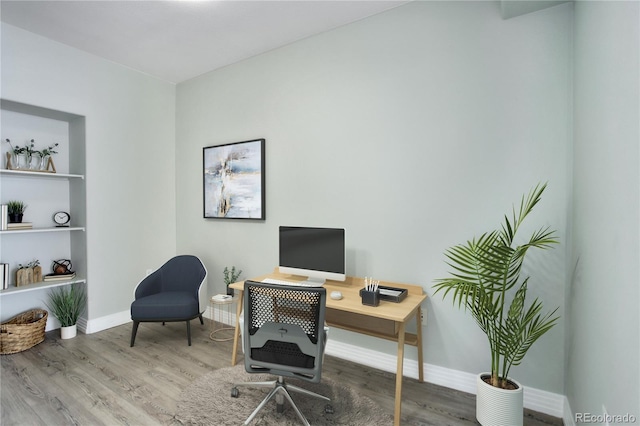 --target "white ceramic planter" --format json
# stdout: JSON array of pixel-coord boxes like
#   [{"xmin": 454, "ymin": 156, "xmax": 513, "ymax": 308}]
[
  {"xmin": 60, "ymin": 324, "xmax": 77, "ymax": 339},
  {"xmin": 476, "ymin": 373, "xmax": 523, "ymax": 426}
]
